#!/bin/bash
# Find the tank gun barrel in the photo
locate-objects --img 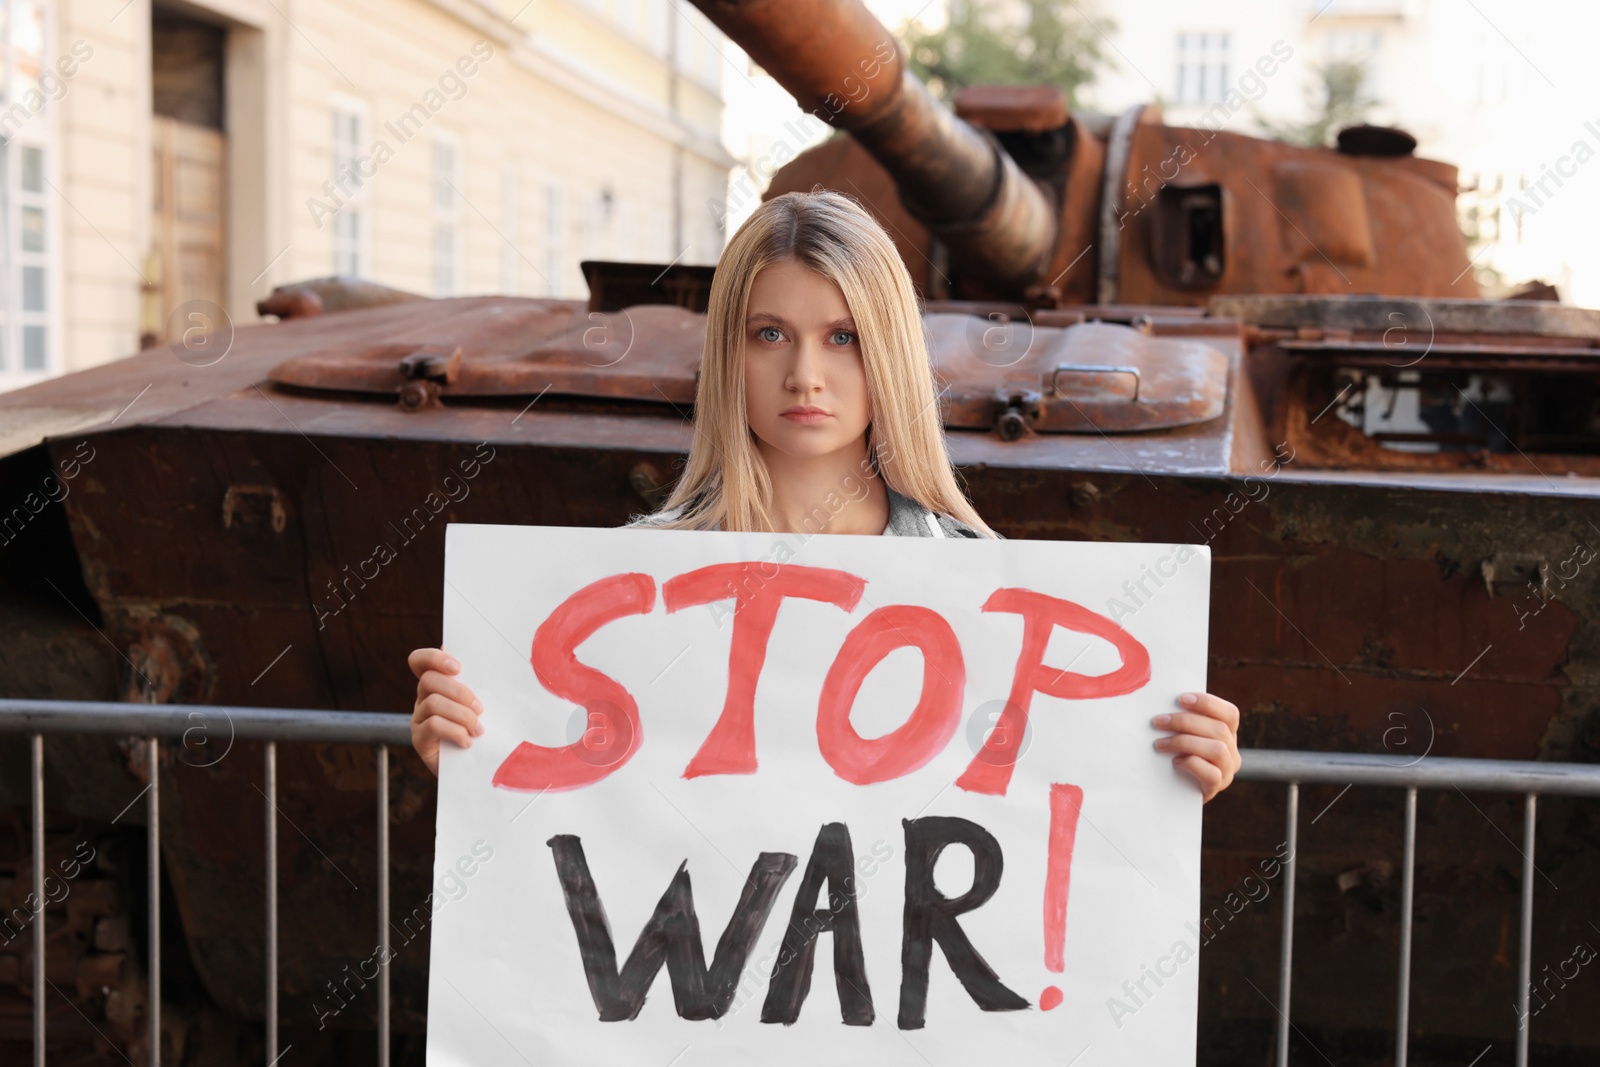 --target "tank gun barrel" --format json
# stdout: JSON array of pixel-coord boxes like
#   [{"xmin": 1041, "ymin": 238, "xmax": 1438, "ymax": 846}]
[{"xmin": 691, "ymin": 0, "xmax": 1058, "ymax": 296}]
